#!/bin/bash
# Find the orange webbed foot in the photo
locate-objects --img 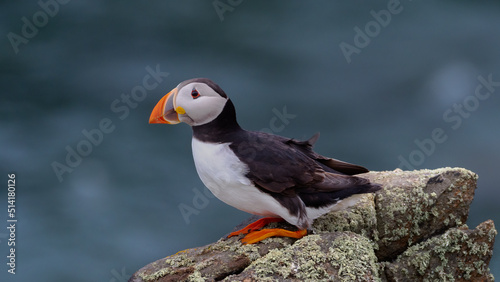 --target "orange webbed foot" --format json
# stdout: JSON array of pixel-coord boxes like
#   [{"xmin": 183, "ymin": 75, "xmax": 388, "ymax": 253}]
[
  {"xmin": 241, "ymin": 228, "xmax": 308, "ymax": 244},
  {"xmin": 227, "ymin": 217, "xmax": 284, "ymax": 238}
]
